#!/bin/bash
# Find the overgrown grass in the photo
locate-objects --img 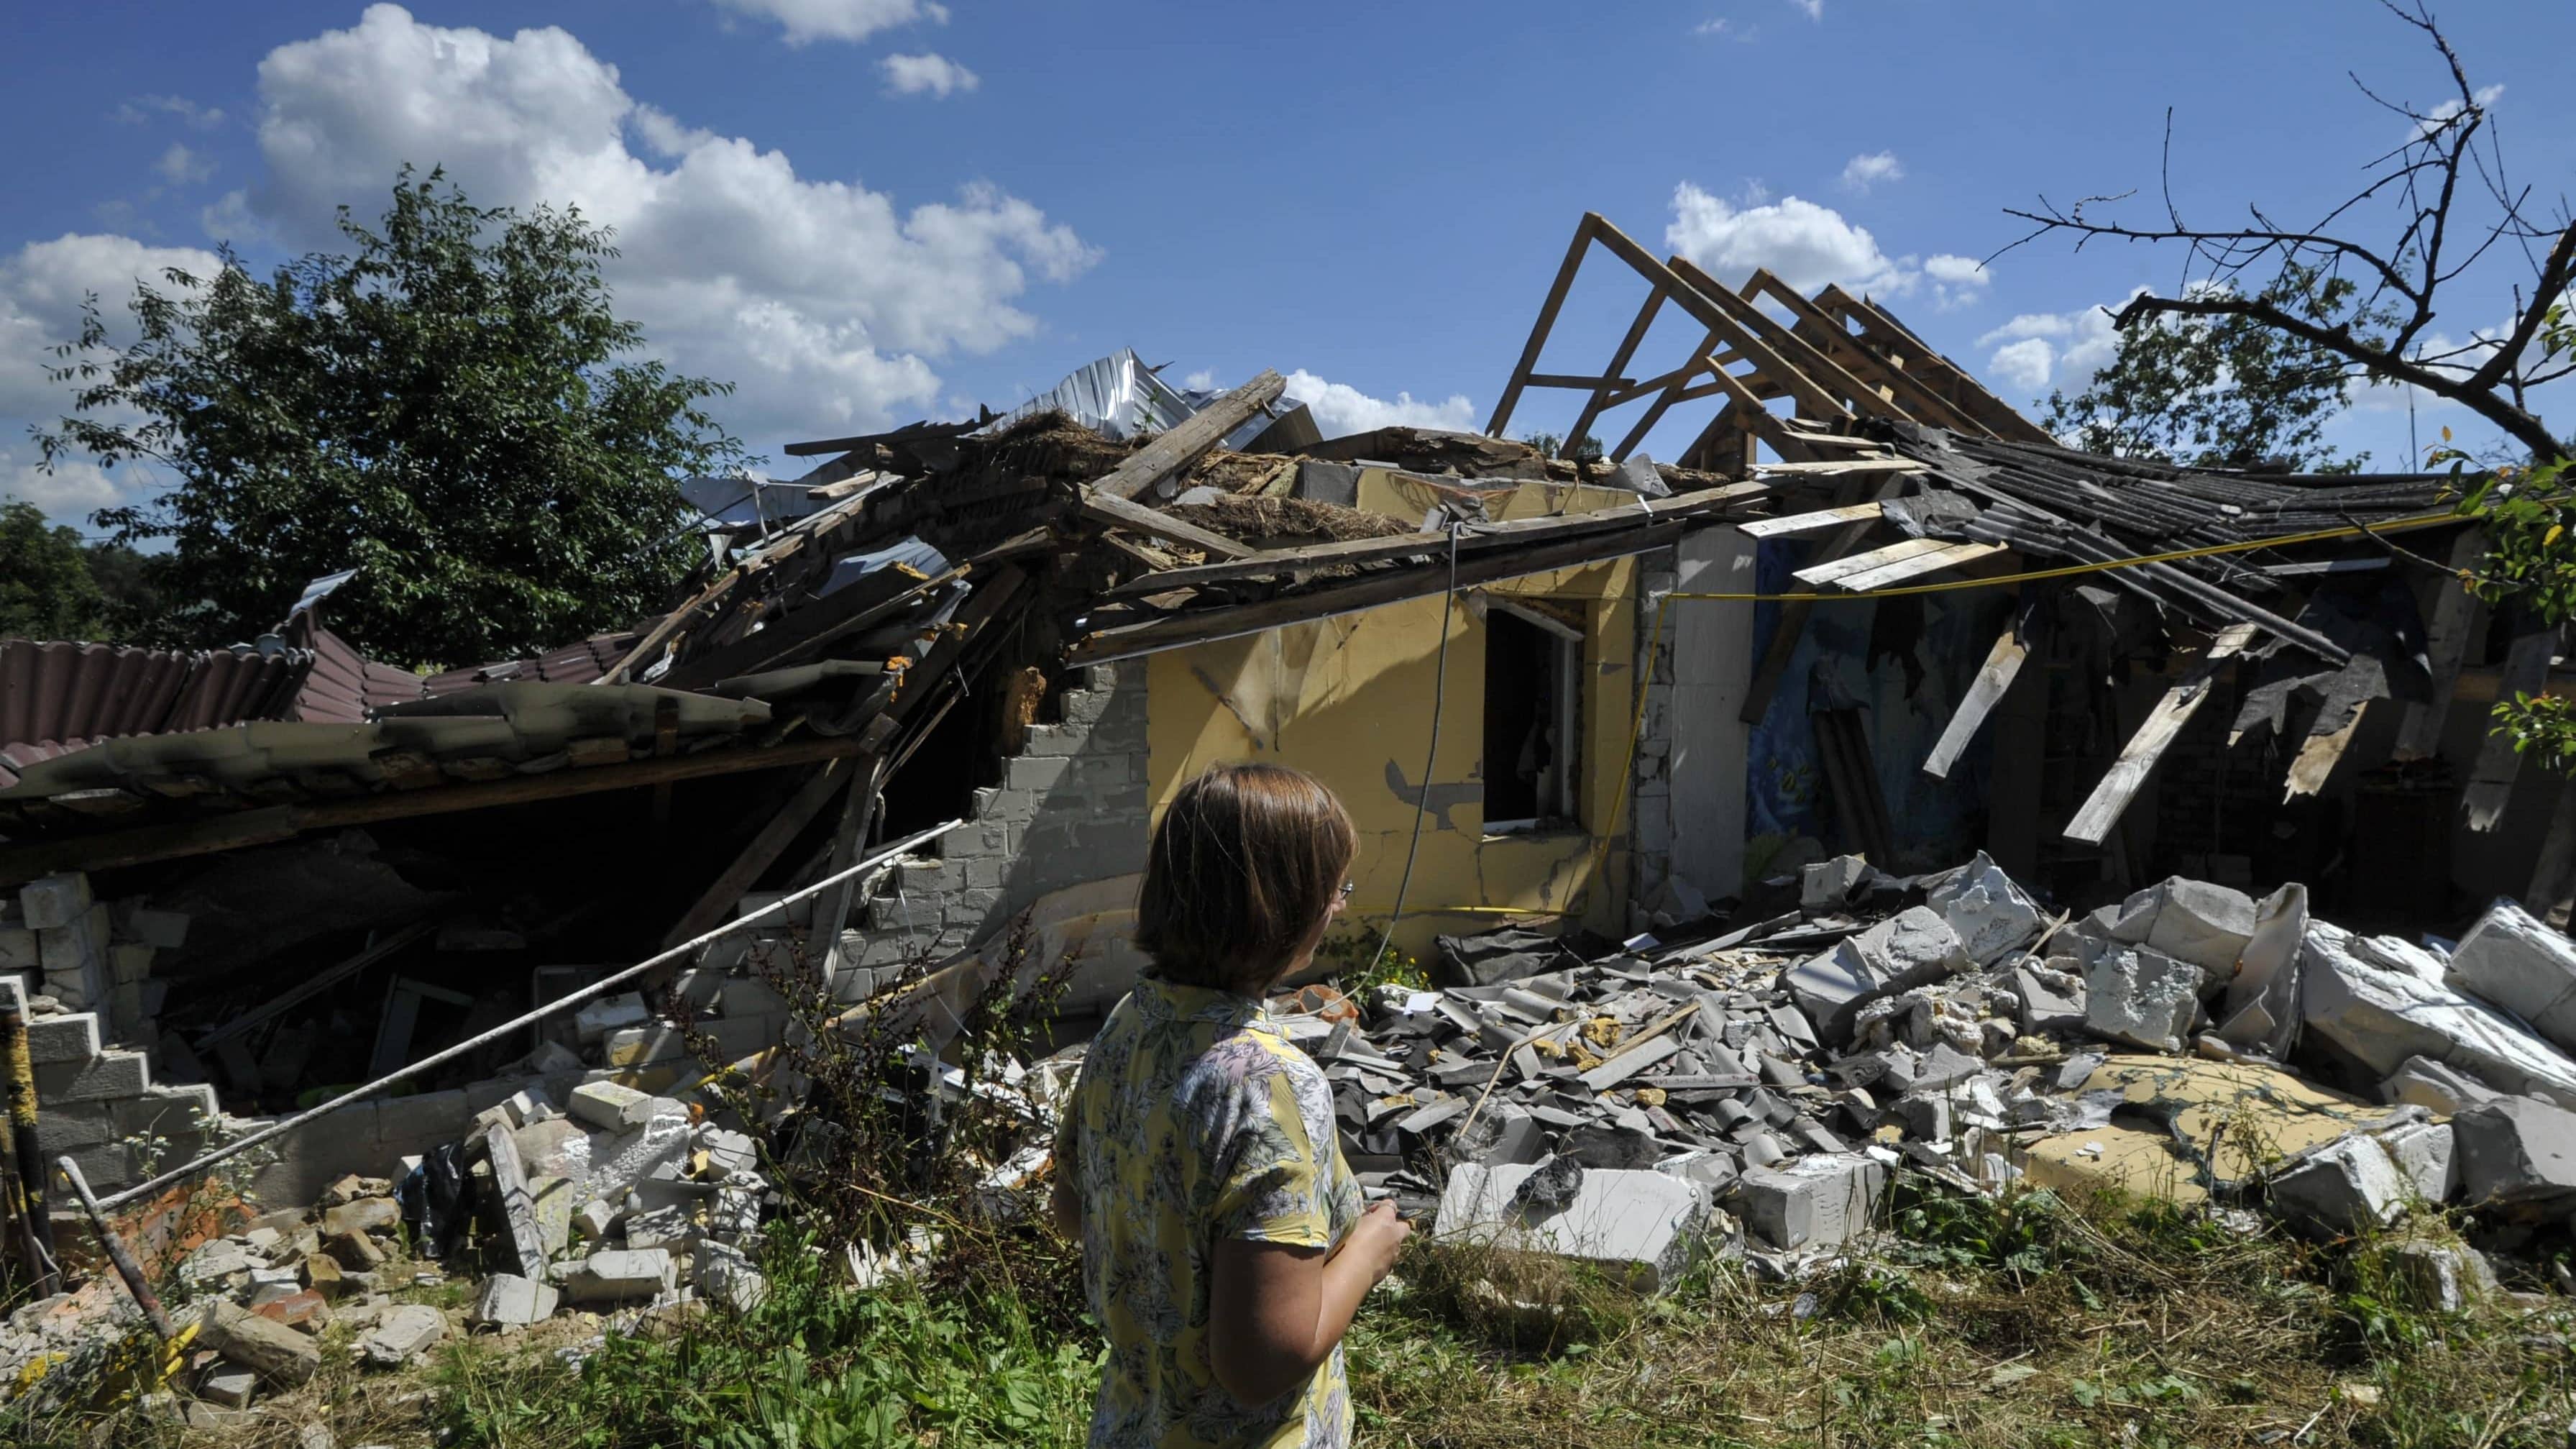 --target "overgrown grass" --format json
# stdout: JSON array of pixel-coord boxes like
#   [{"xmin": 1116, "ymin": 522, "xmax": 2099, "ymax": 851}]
[
  {"xmin": 399, "ymin": 1184, "xmax": 2576, "ymax": 1449},
  {"xmin": 433, "ymin": 1222, "xmax": 1096, "ymax": 1449}
]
